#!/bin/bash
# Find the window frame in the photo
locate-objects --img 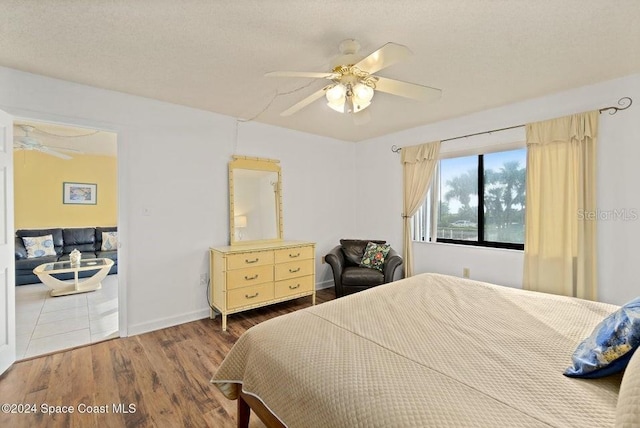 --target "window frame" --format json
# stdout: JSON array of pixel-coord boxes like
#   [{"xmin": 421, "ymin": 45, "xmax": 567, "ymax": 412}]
[{"xmin": 413, "ymin": 145, "xmax": 526, "ymax": 251}]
